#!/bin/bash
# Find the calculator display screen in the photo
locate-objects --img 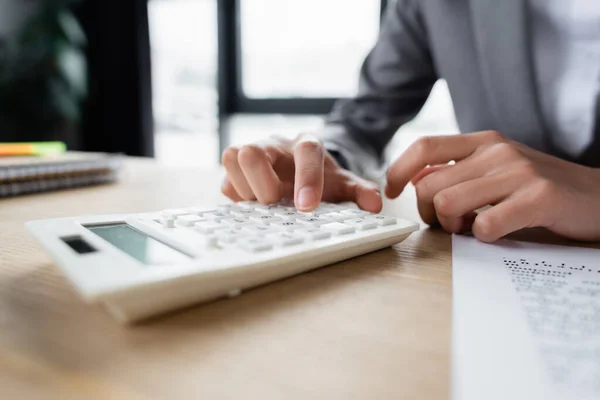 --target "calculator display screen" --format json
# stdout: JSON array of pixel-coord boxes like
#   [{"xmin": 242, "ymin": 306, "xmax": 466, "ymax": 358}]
[{"xmin": 86, "ymin": 224, "xmax": 191, "ymax": 265}]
